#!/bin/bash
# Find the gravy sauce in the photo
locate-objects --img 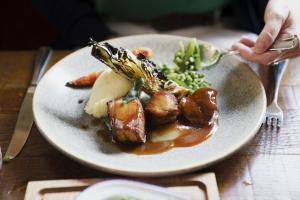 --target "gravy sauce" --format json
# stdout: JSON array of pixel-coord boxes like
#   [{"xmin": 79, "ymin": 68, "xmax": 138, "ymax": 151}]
[{"xmin": 98, "ymin": 111, "xmax": 218, "ymax": 155}]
